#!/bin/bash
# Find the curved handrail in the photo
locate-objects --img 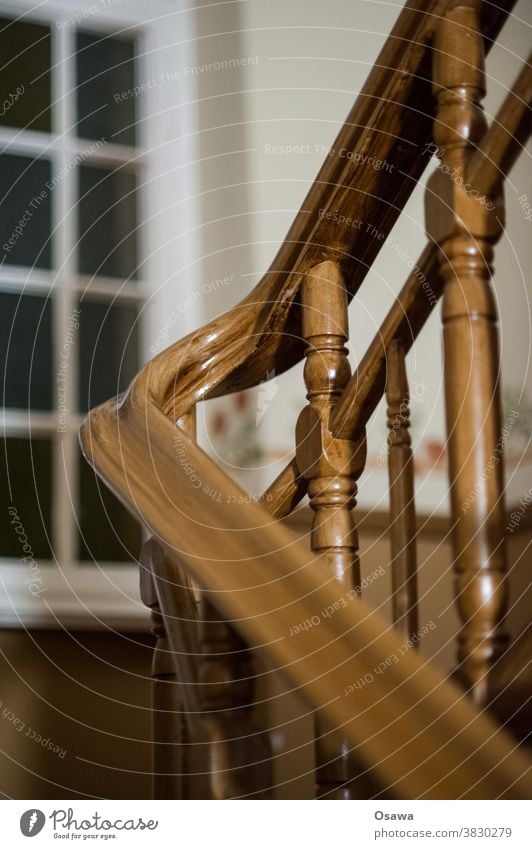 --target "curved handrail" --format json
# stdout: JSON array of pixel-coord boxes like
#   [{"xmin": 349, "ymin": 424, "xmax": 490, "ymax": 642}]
[
  {"xmin": 79, "ymin": 0, "xmax": 529, "ymax": 799},
  {"xmin": 137, "ymin": 0, "xmax": 513, "ymax": 422},
  {"xmin": 80, "ymin": 400, "xmax": 531, "ymax": 798}
]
